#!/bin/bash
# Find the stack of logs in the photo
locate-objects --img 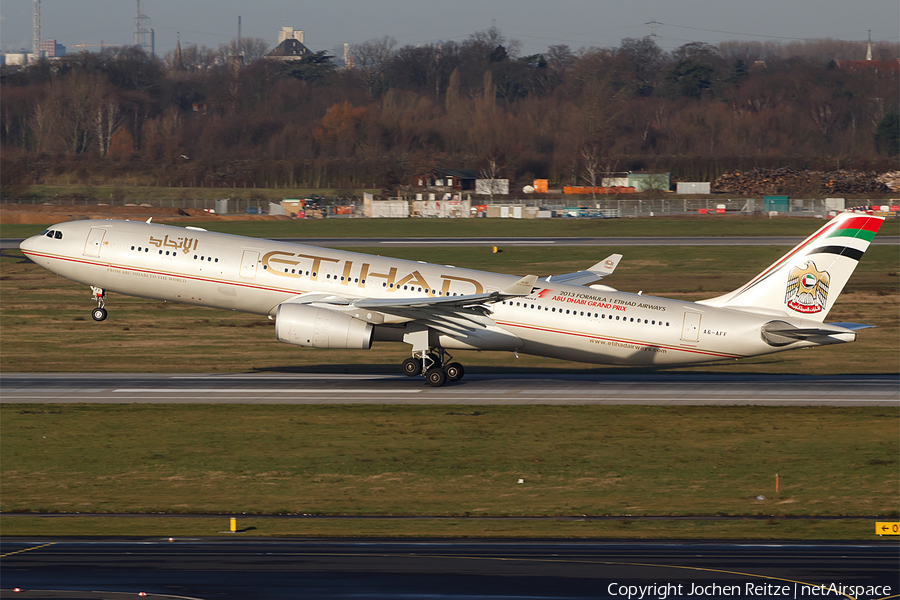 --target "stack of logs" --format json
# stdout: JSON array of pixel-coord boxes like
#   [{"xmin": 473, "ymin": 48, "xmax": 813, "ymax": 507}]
[{"xmin": 712, "ymin": 168, "xmax": 896, "ymax": 195}]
